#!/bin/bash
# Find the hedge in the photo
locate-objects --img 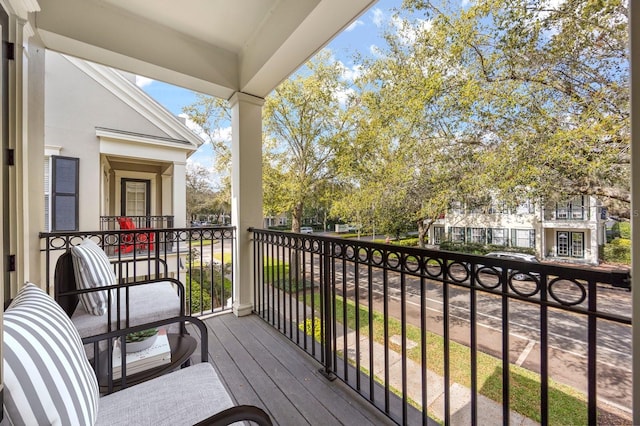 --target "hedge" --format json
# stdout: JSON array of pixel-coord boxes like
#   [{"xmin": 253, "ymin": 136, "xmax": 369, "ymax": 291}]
[
  {"xmin": 438, "ymin": 241, "xmax": 537, "ymax": 256},
  {"xmin": 602, "ymin": 238, "xmax": 631, "ymax": 265}
]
